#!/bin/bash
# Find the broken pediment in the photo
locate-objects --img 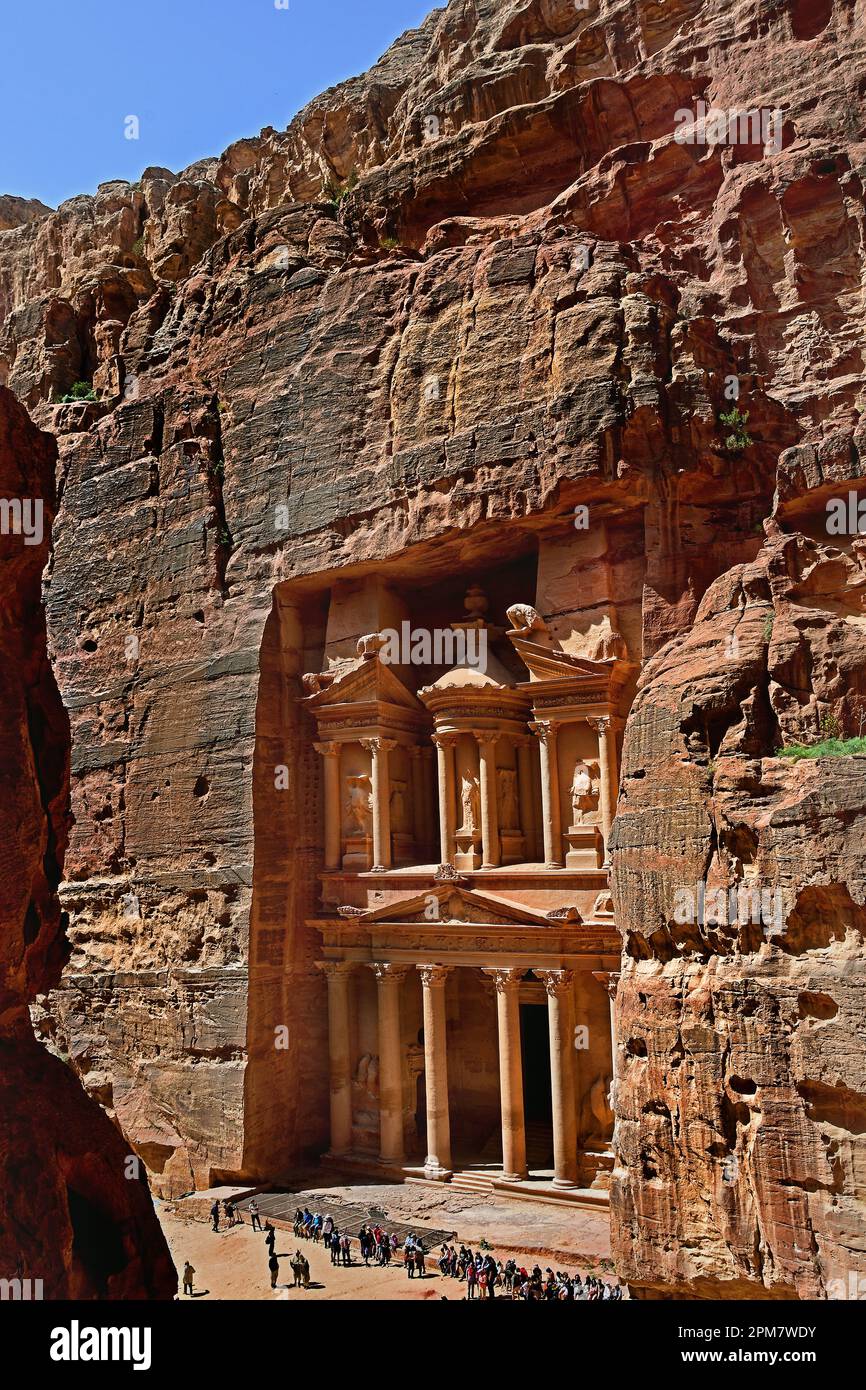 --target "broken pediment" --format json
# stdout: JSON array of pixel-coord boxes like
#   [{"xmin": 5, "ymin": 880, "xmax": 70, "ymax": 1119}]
[
  {"xmin": 353, "ymin": 886, "xmax": 555, "ymax": 928},
  {"xmin": 301, "ymin": 653, "xmax": 426, "ymax": 714}
]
